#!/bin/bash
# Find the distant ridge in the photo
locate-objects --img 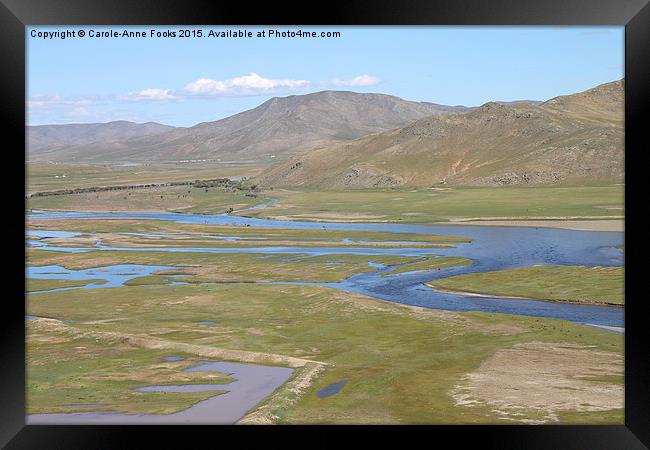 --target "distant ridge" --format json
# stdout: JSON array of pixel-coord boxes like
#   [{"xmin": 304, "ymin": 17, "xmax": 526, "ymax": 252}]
[
  {"xmin": 28, "ymin": 121, "xmax": 177, "ymax": 156},
  {"xmin": 256, "ymin": 80, "xmax": 624, "ymax": 187},
  {"xmin": 26, "ymin": 91, "xmax": 470, "ymax": 163}
]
